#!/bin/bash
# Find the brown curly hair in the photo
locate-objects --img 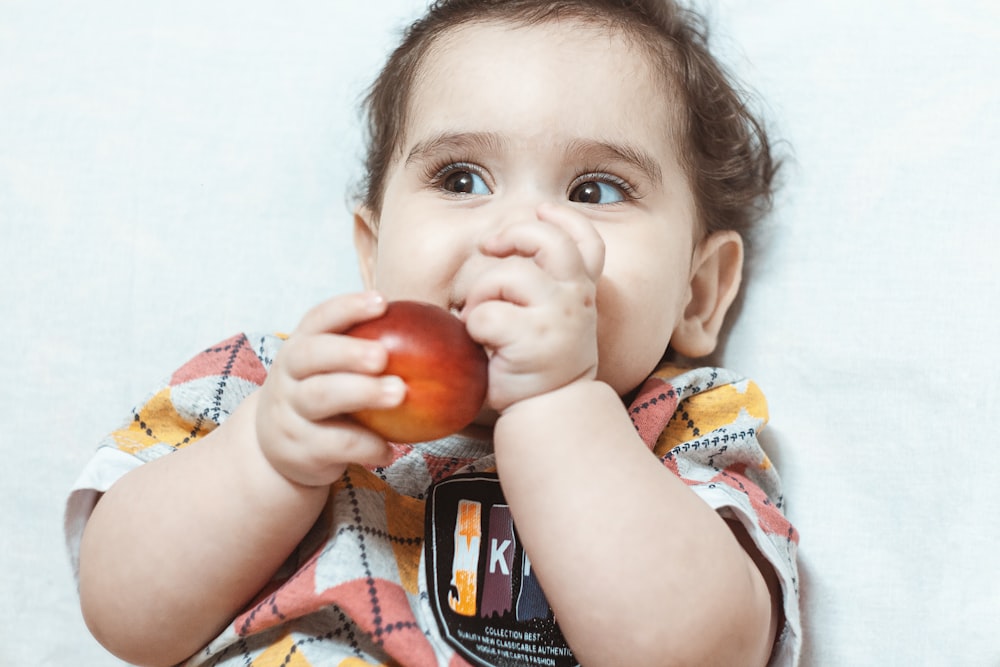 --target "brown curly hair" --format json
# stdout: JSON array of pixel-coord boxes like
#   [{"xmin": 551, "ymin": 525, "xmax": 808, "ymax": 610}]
[{"xmin": 358, "ymin": 0, "xmax": 779, "ymax": 243}]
